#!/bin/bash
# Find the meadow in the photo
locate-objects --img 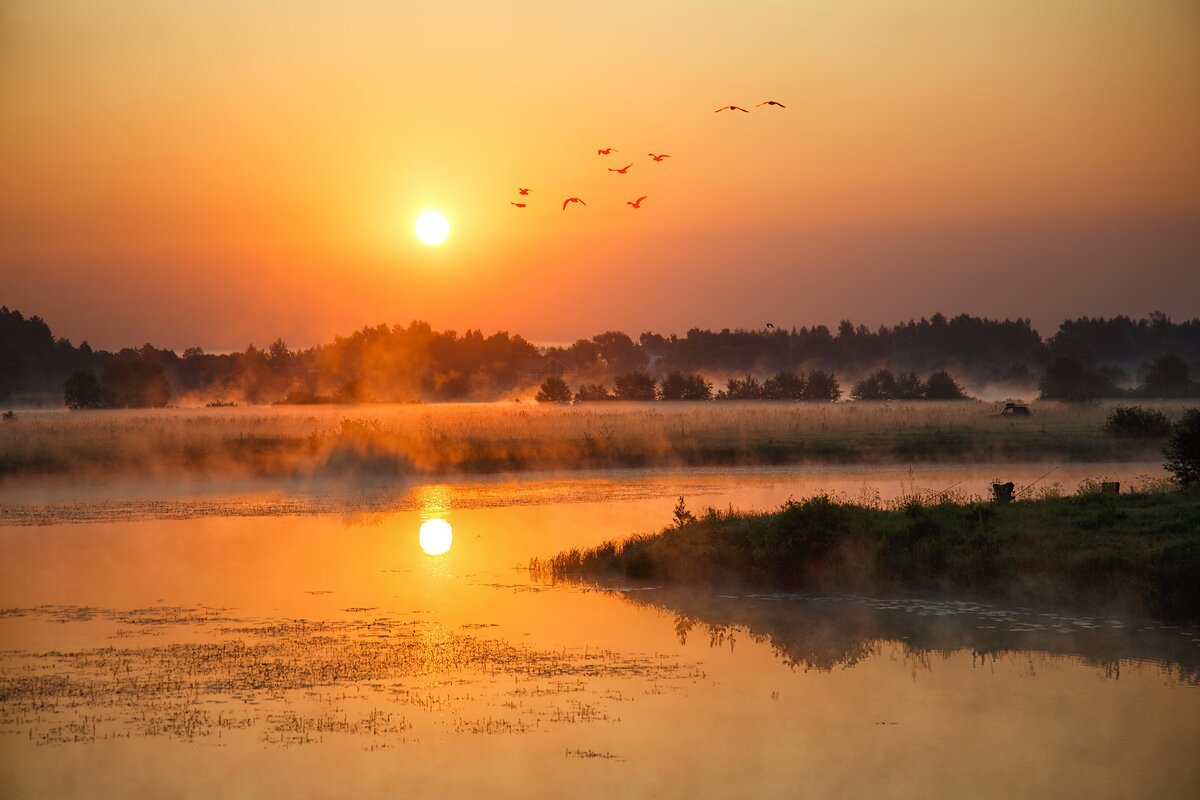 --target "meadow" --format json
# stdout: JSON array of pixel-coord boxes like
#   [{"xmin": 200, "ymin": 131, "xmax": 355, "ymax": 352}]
[{"xmin": 0, "ymin": 400, "xmax": 1189, "ymax": 483}]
